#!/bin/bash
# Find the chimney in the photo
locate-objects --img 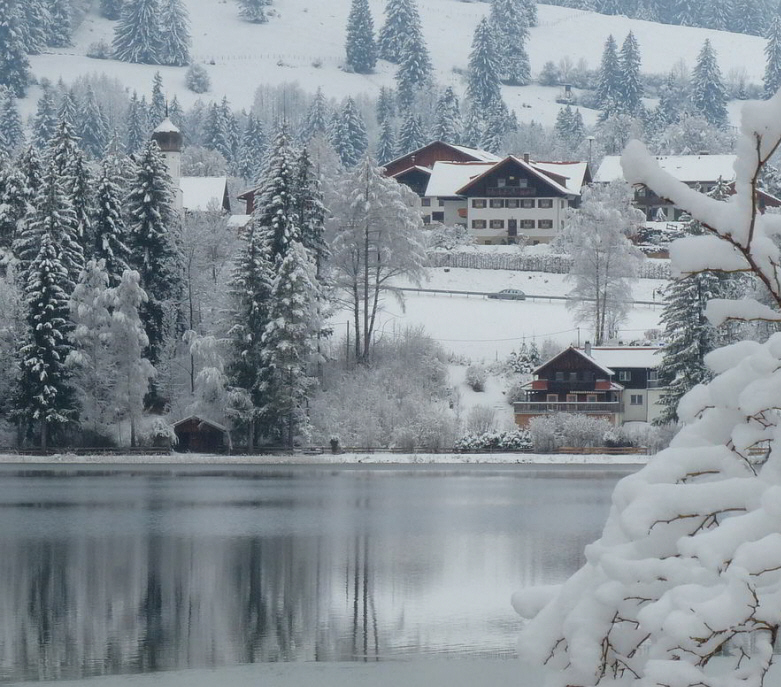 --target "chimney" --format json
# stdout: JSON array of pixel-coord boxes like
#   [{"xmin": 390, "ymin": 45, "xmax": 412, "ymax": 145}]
[
  {"xmin": 523, "ymin": 152, "xmax": 530, "ymax": 163},
  {"xmin": 585, "ymin": 341, "xmax": 592, "ymax": 357}
]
